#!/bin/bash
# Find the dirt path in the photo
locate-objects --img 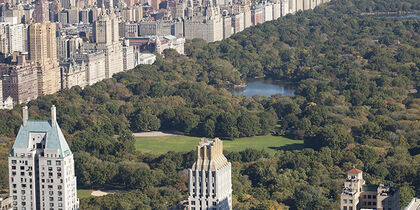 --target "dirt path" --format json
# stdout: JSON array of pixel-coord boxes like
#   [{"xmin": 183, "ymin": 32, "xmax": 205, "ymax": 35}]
[
  {"xmin": 91, "ymin": 189, "xmax": 127, "ymax": 197},
  {"xmin": 132, "ymin": 131, "xmax": 182, "ymax": 138}
]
